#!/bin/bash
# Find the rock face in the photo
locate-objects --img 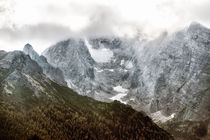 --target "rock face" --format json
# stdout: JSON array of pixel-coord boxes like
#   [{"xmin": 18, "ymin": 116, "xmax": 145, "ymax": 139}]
[
  {"xmin": 0, "ymin": 50, "xmax": 173, "ymax": 140},
  {"xmin": 42, "ymin": 38, "xmax": 140, "ymax": 101},
  {"xmin": 136, "ymin": 22, "xmax": 210, "ymax": 122},
  {"xmin": 0, "ymin": 50, "xmax": 46, "ymax": 97},
  {"xmin": 0, "ymin": 51, "xmax": 43, "ymax": 75},
  {"xmin": 42, "ymin": 22, "xmax": 210, "ymax": 125},
  {"xmin": 42, "ymin": 39, "xmax": 97, "ymax": 96},
  {"xmin": 23, "ymin": 43, "xmax": 67, "ymax": 86},
  {"xmin": 135, "ymin": 22, "xmax": 210, "ymax": 139}
]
